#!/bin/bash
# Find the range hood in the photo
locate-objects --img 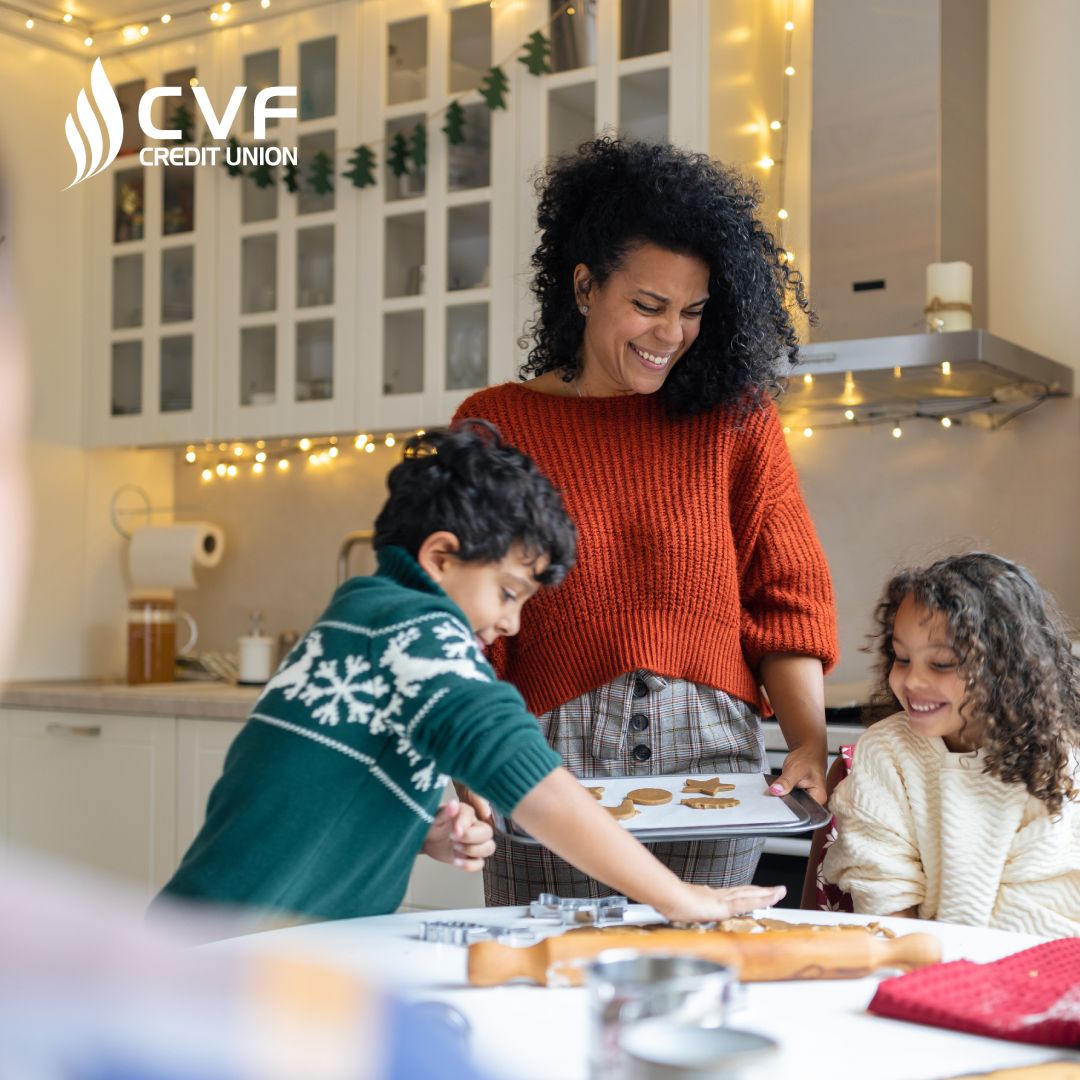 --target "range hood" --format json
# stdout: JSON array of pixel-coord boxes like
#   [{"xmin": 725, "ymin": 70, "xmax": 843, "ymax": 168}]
[{"xmin": 778, "ymin": 330, "xmax": 1073, "ymax": 430}]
